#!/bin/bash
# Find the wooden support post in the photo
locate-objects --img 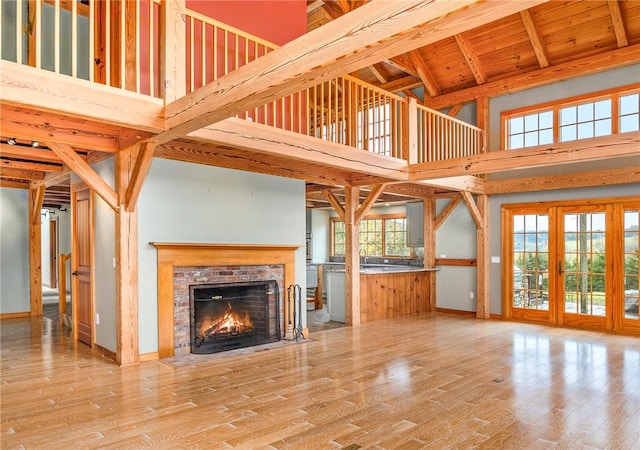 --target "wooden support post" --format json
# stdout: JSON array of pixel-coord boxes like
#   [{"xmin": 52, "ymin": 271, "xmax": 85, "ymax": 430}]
[
  {"xmin": 423, "ymin": 198, "xmax": 436, "ymax": 311},
  {"xmin": 115, "ymin": 150, "xmax": 140, "ymax": 365},
  {"xmin": 404, "ymin": 97, "xmax": 418, "ymax": 163},
  {"xmin": 161, "ymin": 0, "xmax": 186, "ymax": 103},
  {"xmin": 476, "ymin": 194, "xmax": 490, "ymax": 319},
  {"xmin": 344, "ymin": 186, "xmax": 361, "ymax": 326},
  {"xmin": 28, "ymin": 185, "xmax": 45, "ymax": 316}
]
